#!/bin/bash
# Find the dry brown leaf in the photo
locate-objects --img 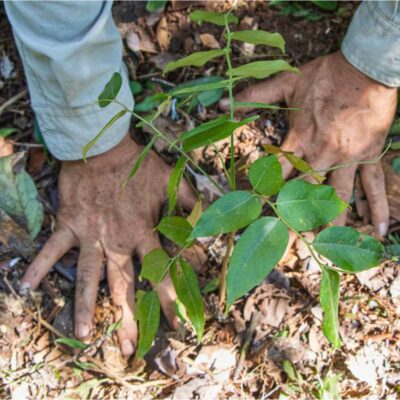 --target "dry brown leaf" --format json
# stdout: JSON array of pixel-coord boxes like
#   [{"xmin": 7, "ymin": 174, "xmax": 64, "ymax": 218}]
[
  {"xmin": 156, "ymin": 16, "xmax": 171, "ymax": 51},
  {"xmin": 199, "ymin": 33, "xmax": 220, "ymax": 49}
]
